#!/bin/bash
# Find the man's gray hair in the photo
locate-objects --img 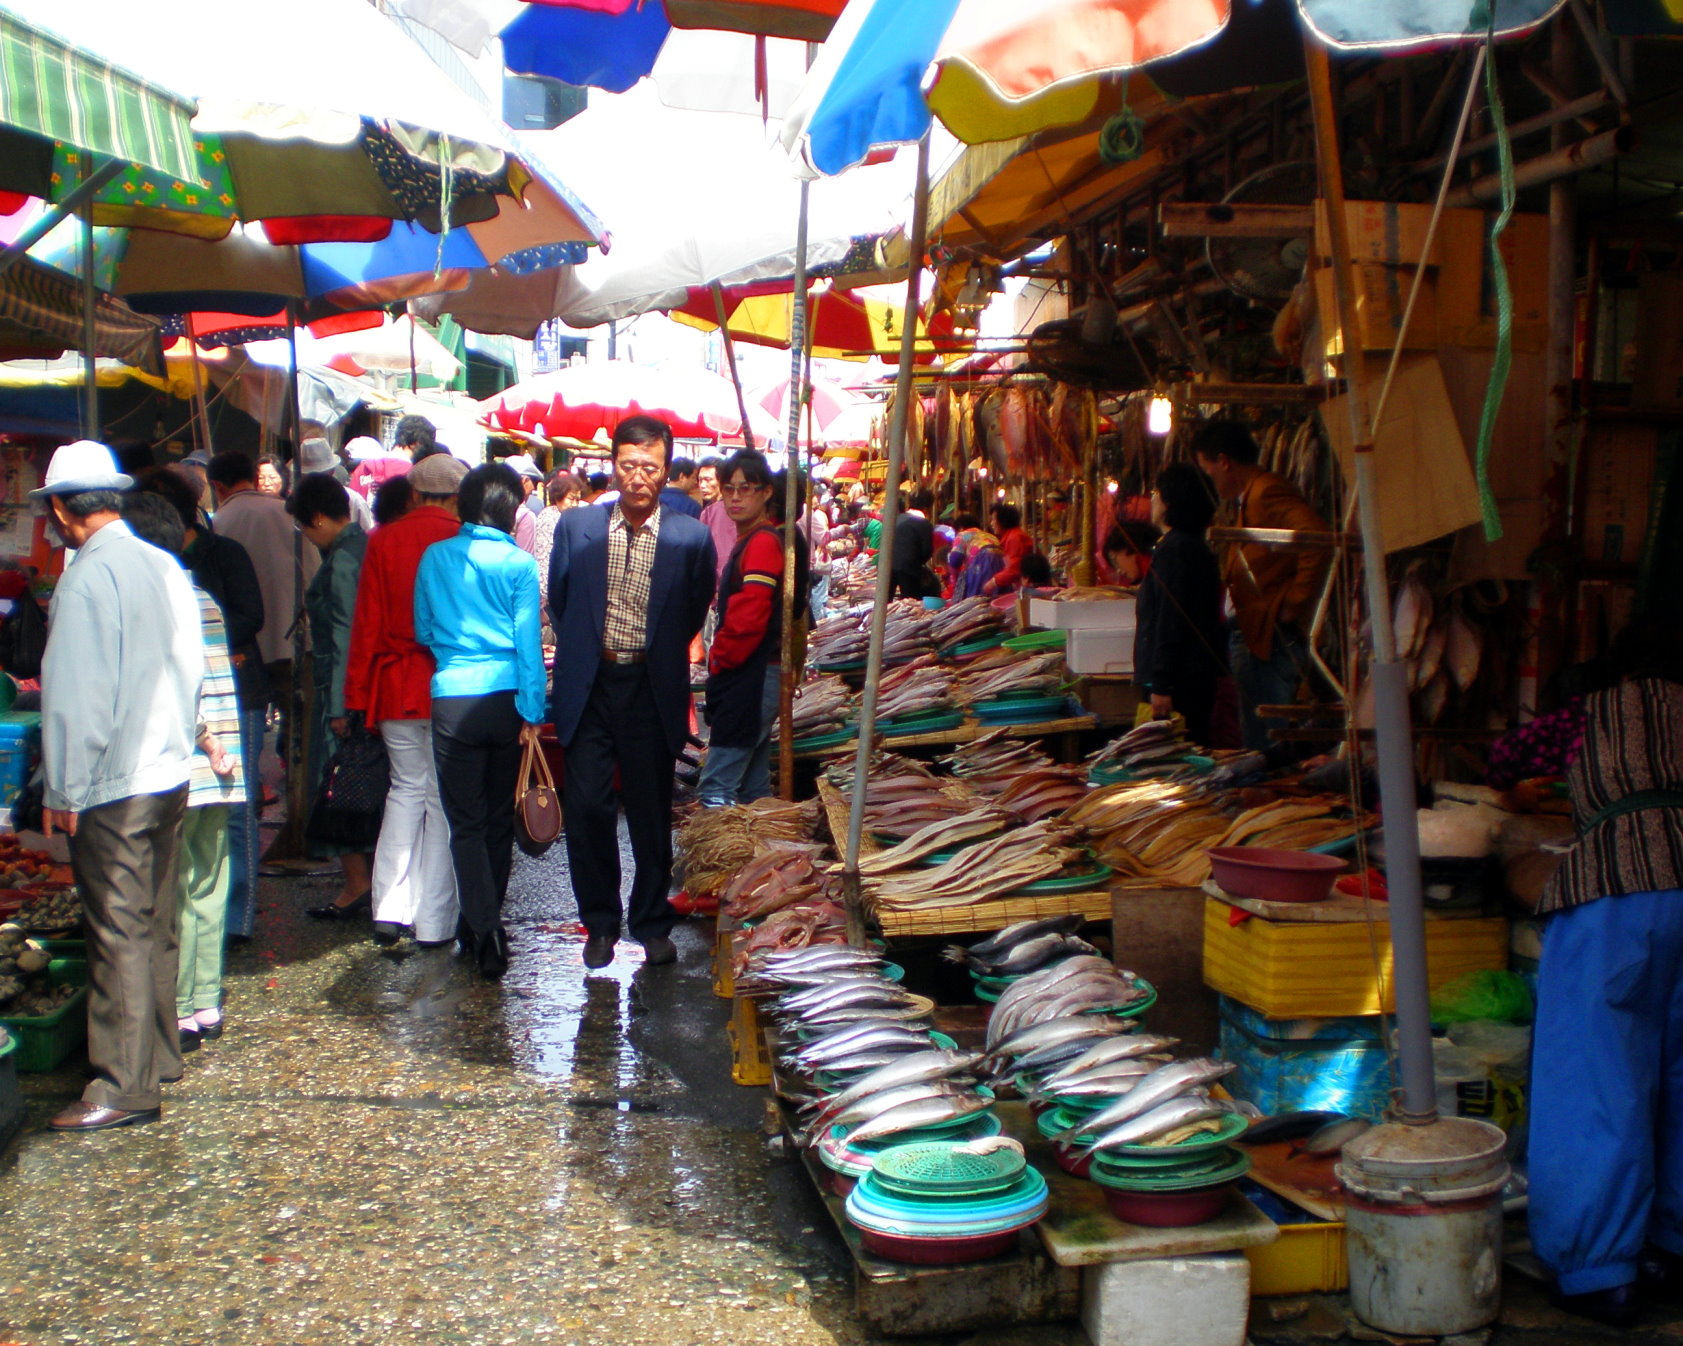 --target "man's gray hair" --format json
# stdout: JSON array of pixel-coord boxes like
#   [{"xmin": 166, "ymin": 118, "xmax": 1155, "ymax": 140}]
[{"xmin": 56, "ymin": 489, "xmax": 125, "ymax": 520}]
